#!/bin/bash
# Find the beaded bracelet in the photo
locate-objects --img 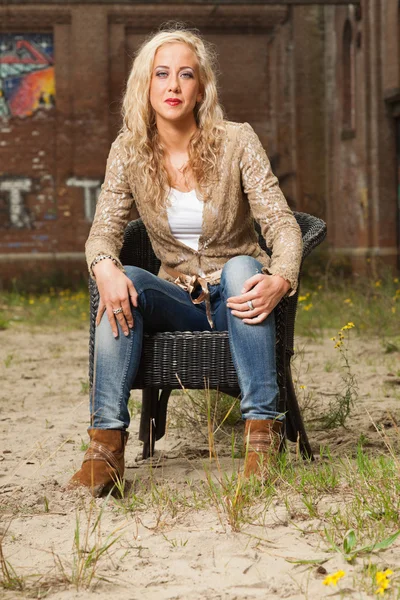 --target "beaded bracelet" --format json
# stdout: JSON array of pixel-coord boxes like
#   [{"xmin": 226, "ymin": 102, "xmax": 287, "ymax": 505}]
[{"xmin": 91, "ymin": 254, "xmax": 119, "ymax": 271}]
